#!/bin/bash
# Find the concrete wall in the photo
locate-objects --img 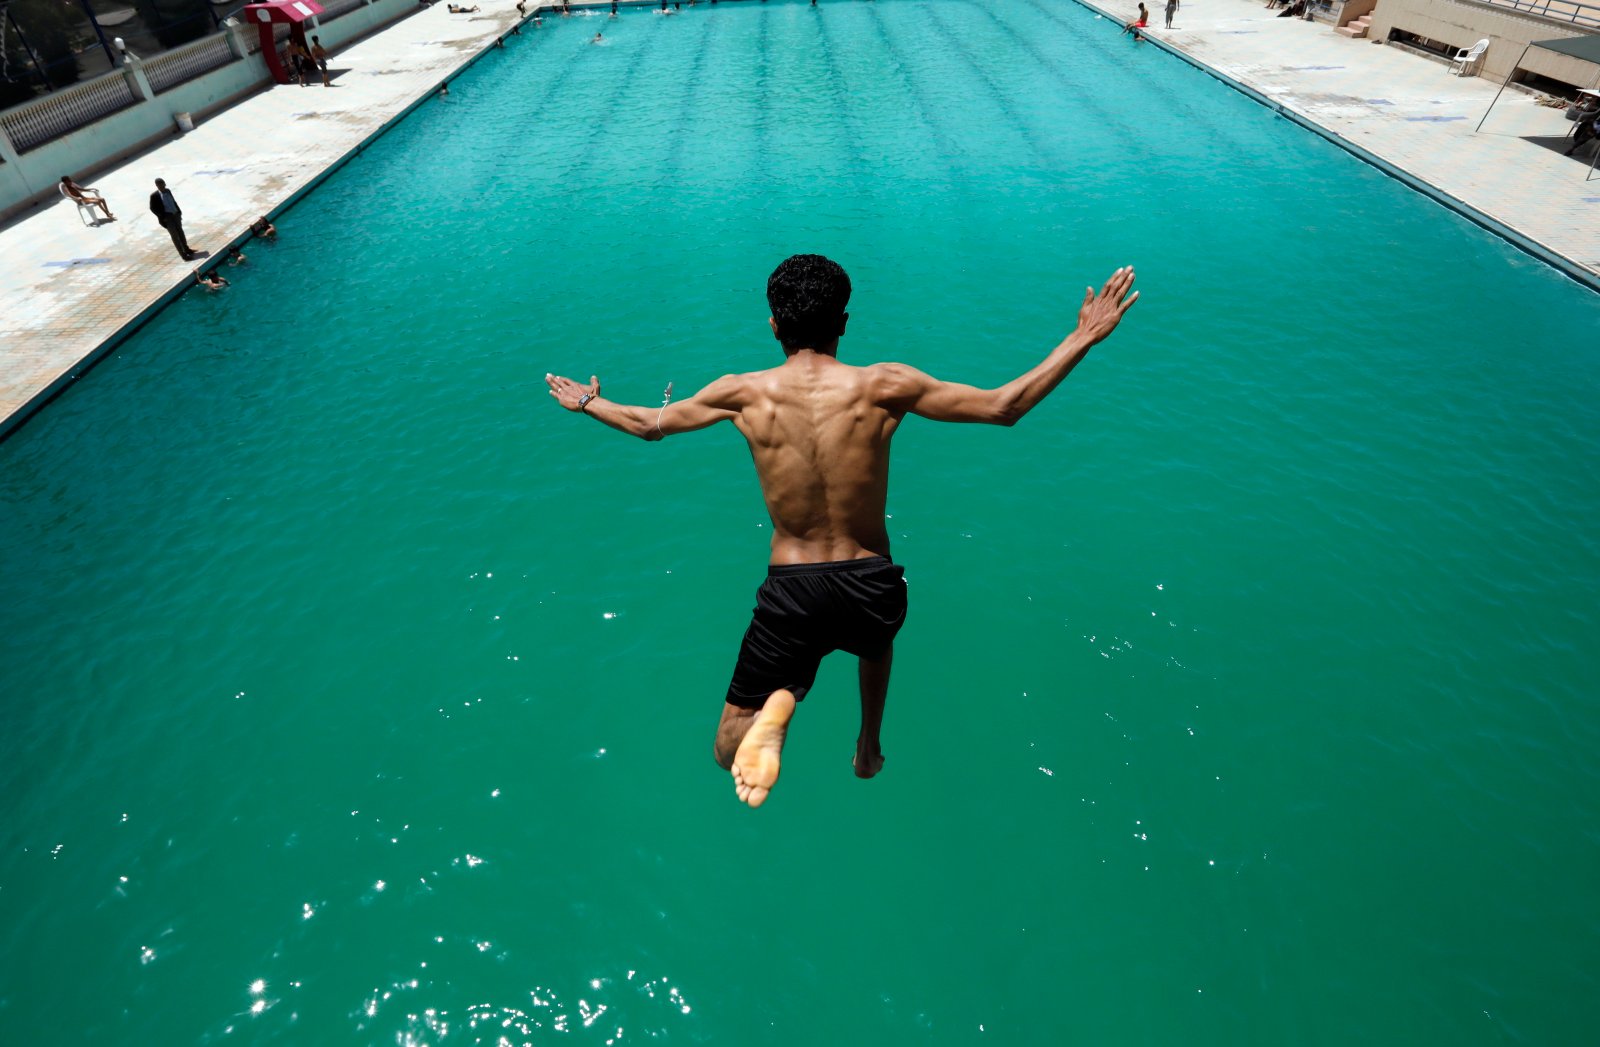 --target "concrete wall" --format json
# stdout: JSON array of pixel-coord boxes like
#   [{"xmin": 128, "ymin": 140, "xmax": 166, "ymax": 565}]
[
  {"xmin": 0, "ymin": 0, "xmax": 419, "ymax": 222},
  {"xmin": 1368, "ymin": 0, "xmax": 1600, "ymax": 84}
]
